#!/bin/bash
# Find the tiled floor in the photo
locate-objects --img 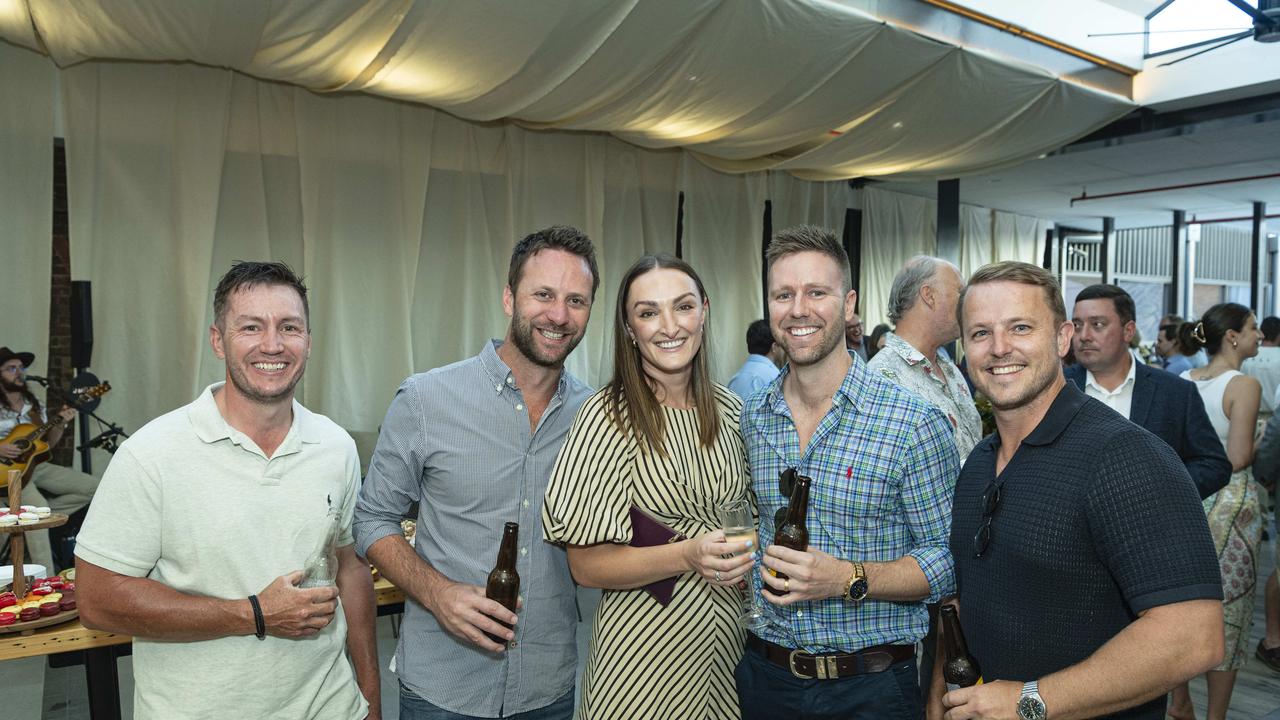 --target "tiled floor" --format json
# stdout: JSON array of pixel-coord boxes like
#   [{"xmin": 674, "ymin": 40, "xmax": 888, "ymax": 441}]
[{"xmin": 3, "ymin": 550, "xmax": 1277, "ymax": 719}]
